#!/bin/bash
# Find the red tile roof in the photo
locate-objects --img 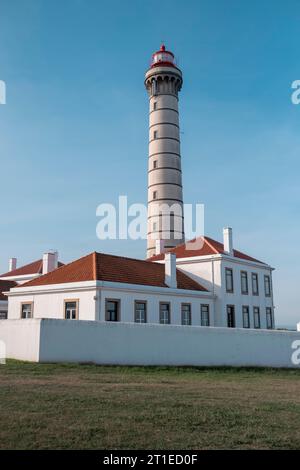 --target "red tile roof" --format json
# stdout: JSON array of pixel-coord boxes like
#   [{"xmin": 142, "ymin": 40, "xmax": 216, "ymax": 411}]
[
  {"xmin": 0, "ymin": 259, "xmax": 64, "ymax": 278},
  {"xmin": 0, "ymin": 280, "xmax": 17, "ymax": 301},
  {"xmin": 19, "ymin": 252, "xmax": 208, "ymax": 292},
  {"xmin": 148, "ymin": 236, "xmax": 265, "ymax": 264}
]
